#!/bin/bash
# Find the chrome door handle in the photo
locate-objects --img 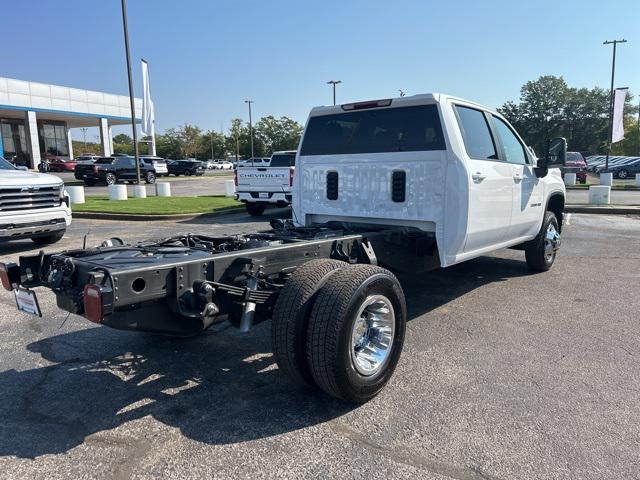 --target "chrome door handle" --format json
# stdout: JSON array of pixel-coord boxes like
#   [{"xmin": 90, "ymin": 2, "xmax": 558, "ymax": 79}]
[
  {"xmin": 513, "ymin": 174, "xmax": 522, "ymax": 183},
  {"xmin": 471, "ymin": 172, "xmax": 486, "ymax": 182}
]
